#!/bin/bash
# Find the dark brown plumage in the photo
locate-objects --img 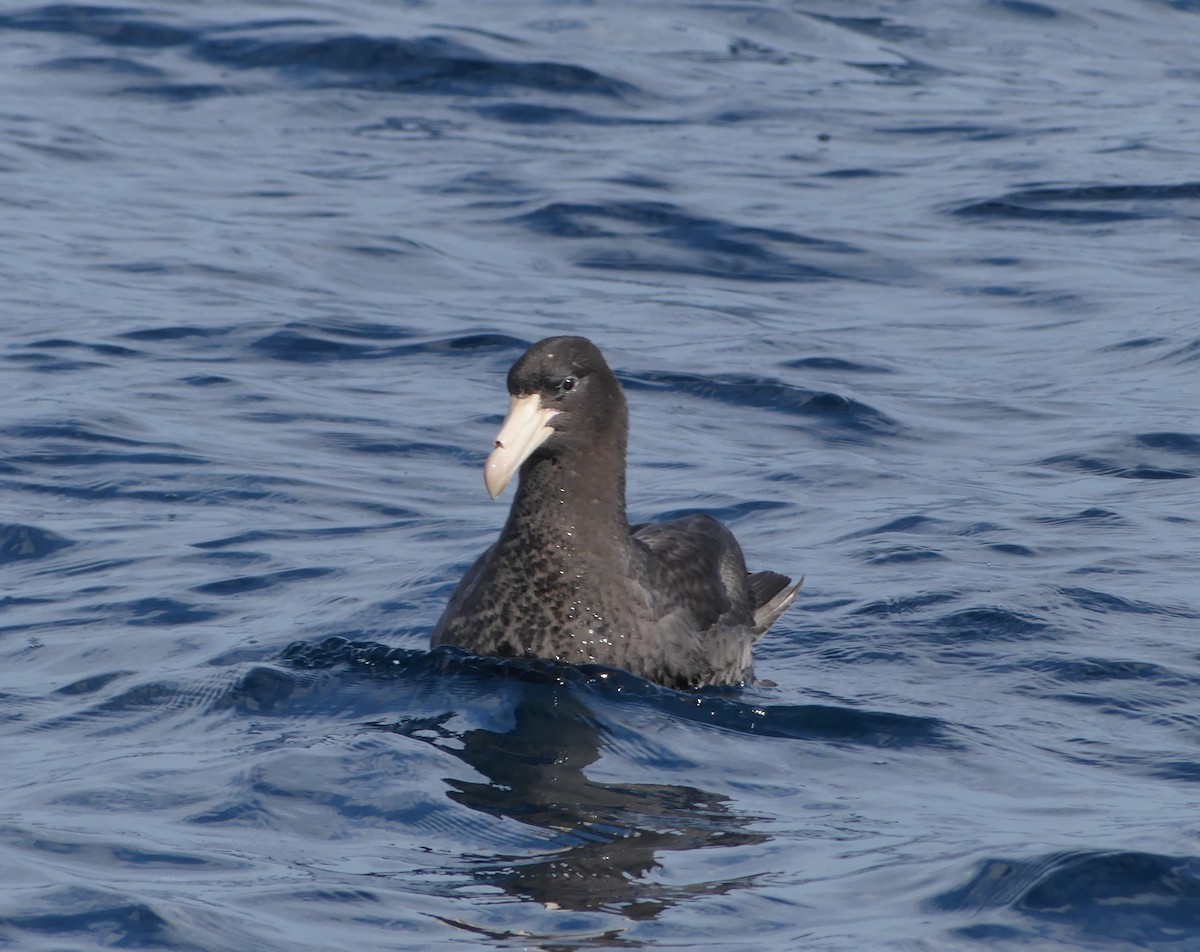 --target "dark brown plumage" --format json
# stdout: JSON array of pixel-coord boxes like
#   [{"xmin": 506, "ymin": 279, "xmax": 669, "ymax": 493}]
[{"xmin": 432, "ymin": 336, "xmax": 799, "ymax": 689}]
